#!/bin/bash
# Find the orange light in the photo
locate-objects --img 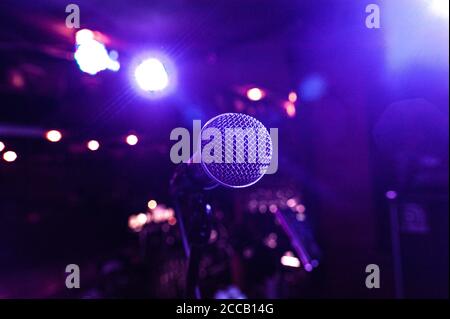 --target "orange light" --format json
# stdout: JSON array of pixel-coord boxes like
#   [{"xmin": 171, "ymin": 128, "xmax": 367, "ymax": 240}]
[
  {"xmin": 46, "ymin": 130, "xmax": 62, "ymax": 142},
  {"xmin": 128, "ymin": 215, "xmax": 142, "ymax": 232},
  {"xmin": 147, "ymin": 200, "xmax": 157, "ymax": 209},
  {"xmin": 284, "ymin": 101, "xmax": 296, "ymax": 118}
]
